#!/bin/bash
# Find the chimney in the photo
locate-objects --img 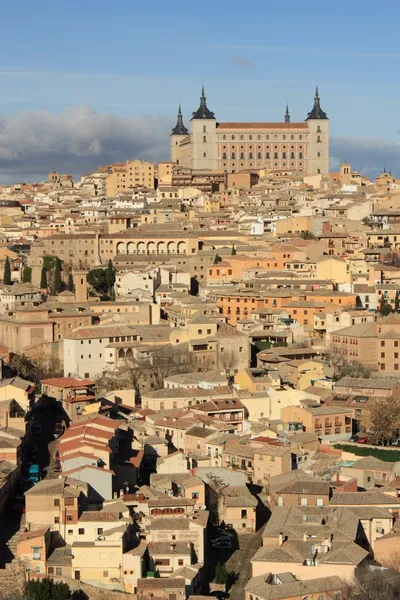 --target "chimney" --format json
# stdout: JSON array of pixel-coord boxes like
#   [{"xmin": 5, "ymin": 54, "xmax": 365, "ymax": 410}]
[
  {"xmin": 303, "ymin": 533, "xmax": 308, "ymax": 542},
  {"xmin": 278, "ymin": 532, "xmax": 284, "ymax": 546}
]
